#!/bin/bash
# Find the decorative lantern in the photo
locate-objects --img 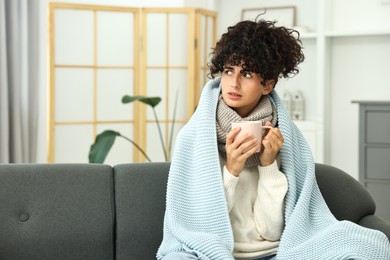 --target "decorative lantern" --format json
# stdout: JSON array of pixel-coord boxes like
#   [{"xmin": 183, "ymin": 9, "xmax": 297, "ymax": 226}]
[
  {"xmin": 281, "ymin": 90, "xmax": 293, "ymax": 117},
  {"xmin": 292, "ymin": 90, "xmax": 305, "ymax": 120}
]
